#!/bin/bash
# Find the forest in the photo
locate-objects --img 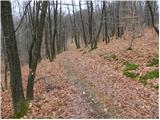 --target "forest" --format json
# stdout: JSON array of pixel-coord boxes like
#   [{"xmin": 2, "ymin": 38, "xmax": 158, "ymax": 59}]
[{"xmin": 1, "ymin": 0, "xmax": 159, "ymax": 119}]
